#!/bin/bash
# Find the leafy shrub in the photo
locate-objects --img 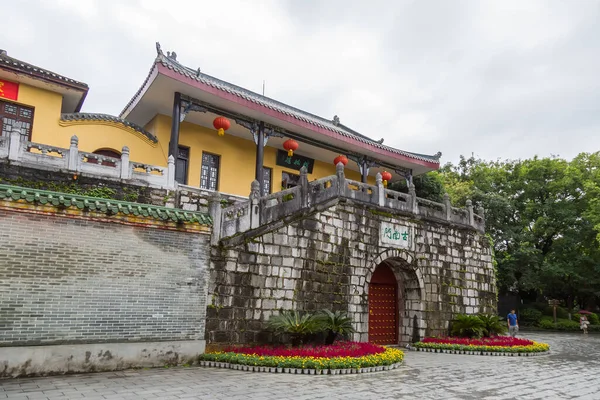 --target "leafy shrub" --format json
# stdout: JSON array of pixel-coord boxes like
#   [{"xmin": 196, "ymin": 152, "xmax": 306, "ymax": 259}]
[
  {"xmin": 450, "ymin": 314, "xmax": 485, "ymax": 338},
  {"xmin": 538, "ymin": 318, "xmax": 582, "ymax": 330},
  {"xmin": 519, "ymin": 308, "xmax": 543, "ymax": 326},
  {"xmin": 478, "ymin": 314, "xmax": 507, "ymax": 337},
  {"xmin": 538, "ymin": 319, "xmax": 555, "ymax": 329},
  {"xmin": 556, "ymin": 319, "xmax": 580, "ymax": 330},
  {"xmin": 316, "ymin": 310, "xmax": 355, "ymax": 345},
  {"xmin": 267, "ymin": 310, "xmax": 321, "ymax": 345}
]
